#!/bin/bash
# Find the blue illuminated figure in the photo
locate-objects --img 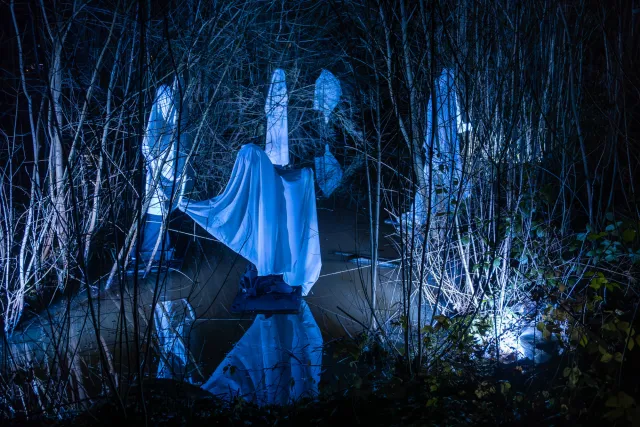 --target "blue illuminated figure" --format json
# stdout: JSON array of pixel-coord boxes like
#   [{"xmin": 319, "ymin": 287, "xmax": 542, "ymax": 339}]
[
  {"xmin": 403, "ymin": 68, "xmax": 472, "ymax": 226},
  {"xmin": 132, "ymin": 79, "xmax": 192, "ymax": 272},
  {"xmin": 154, "ymin": 299, "xmax": 196, "ymax": 382},
  {"xmin": 313, "ymin": 69, "xmax": 343, "ymax": 197},
  {"xmin": 201, "ymin": 301, "xmax": 322, "ymax": 405}
]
